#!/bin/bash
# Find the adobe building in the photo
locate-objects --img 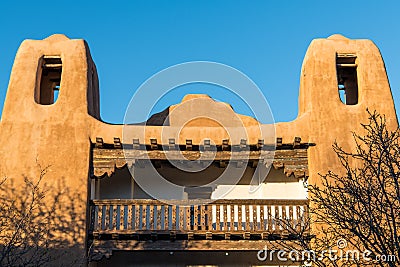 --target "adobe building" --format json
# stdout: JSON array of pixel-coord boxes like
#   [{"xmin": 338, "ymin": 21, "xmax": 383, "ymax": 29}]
[{"xmin": 0, "ymin": 34, "xmax": 397, "ymax": 266}]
